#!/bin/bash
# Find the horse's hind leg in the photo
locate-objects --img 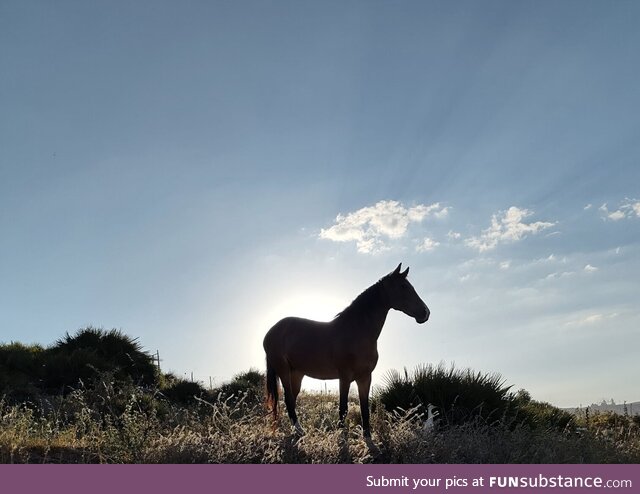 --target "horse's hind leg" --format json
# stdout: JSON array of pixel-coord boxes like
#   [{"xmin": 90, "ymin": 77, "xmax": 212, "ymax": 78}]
[{"xmin": 282, "ymin": 369, "xmax": 304, "ymax": 435}]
